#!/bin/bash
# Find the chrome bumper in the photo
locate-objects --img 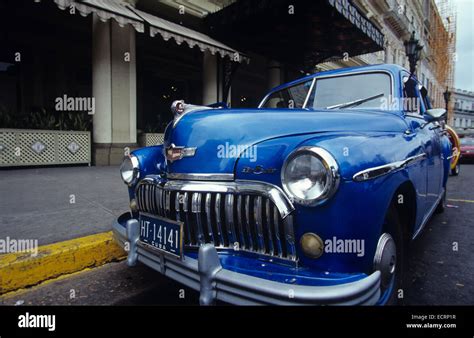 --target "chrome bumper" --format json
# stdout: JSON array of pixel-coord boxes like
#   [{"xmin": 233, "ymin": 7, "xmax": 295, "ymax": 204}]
[{"xmin": 113, "ymin": 214, "xmax": 381, "ymax": 305}]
